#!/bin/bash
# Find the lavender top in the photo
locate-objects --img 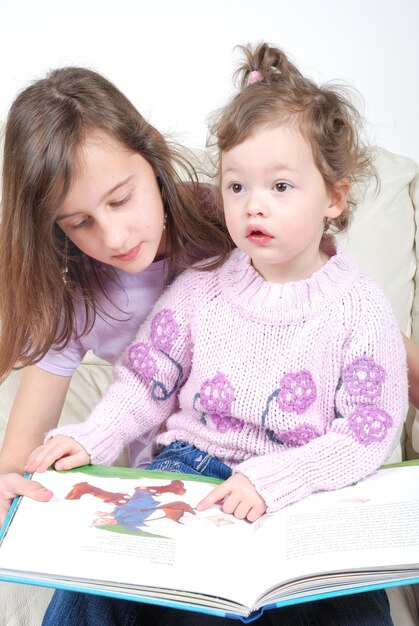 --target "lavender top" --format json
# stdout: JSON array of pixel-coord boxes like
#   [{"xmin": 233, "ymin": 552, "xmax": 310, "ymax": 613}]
[{"xmin": 37, "ymin": 259, "xmax": 167, "ymax": 376}]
